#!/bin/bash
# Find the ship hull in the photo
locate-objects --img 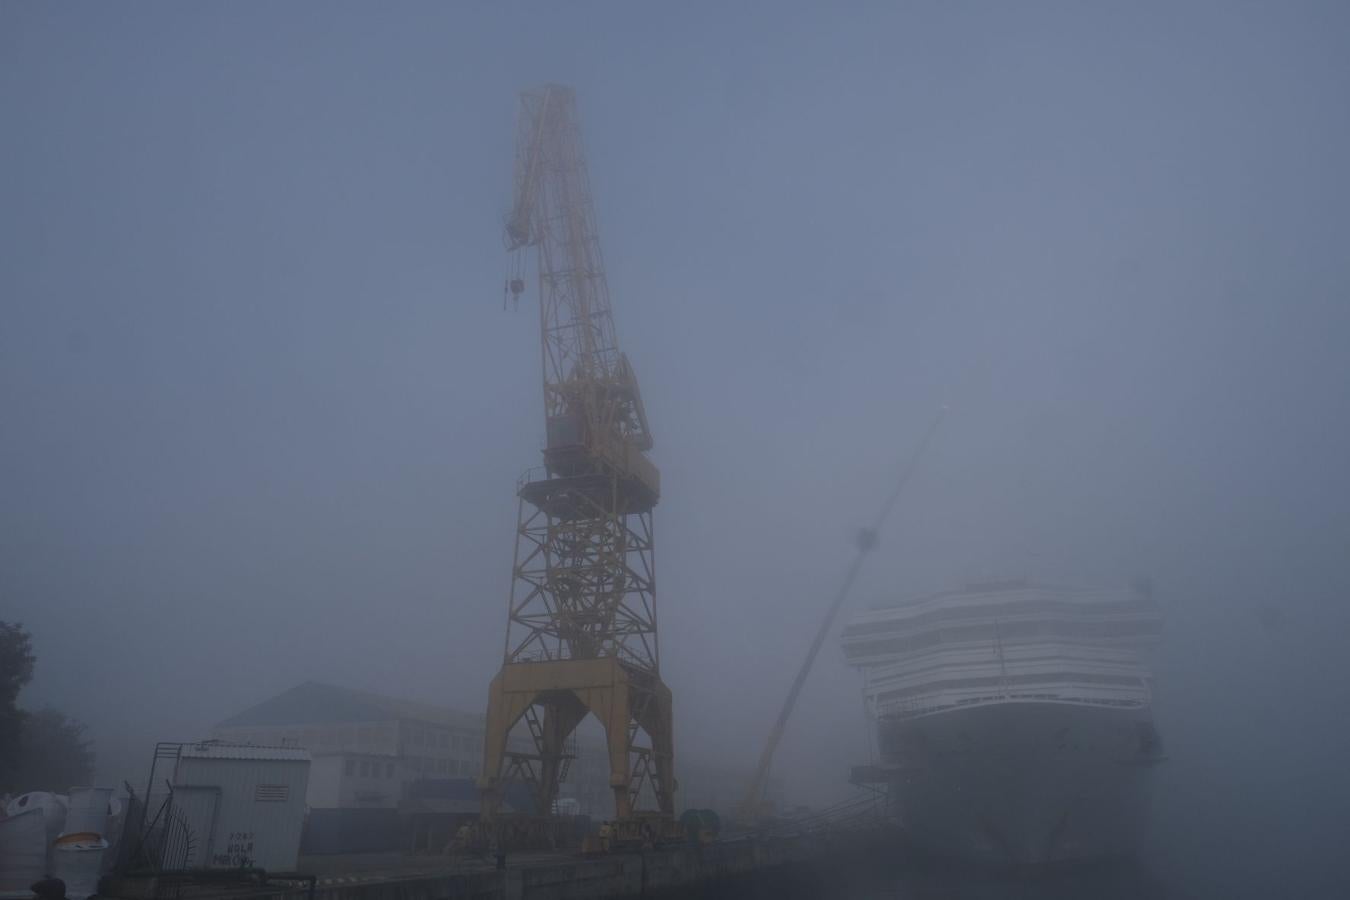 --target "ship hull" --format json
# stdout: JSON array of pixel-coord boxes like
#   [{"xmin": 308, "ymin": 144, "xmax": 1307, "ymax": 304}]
[{"xmin": 881, "ymin": 701, "xmax": 1159, "ymax": 866}]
